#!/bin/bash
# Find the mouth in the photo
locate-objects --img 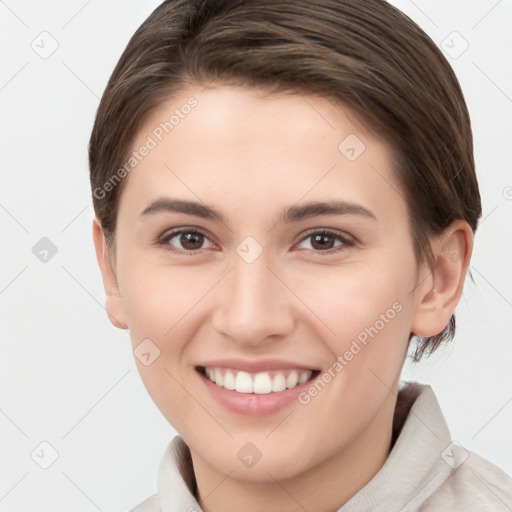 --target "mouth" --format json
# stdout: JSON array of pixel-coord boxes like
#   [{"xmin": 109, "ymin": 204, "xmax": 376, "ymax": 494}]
[{"xmin": 196, "ymin": 366, "xmax": 321, "ymax": 394}]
